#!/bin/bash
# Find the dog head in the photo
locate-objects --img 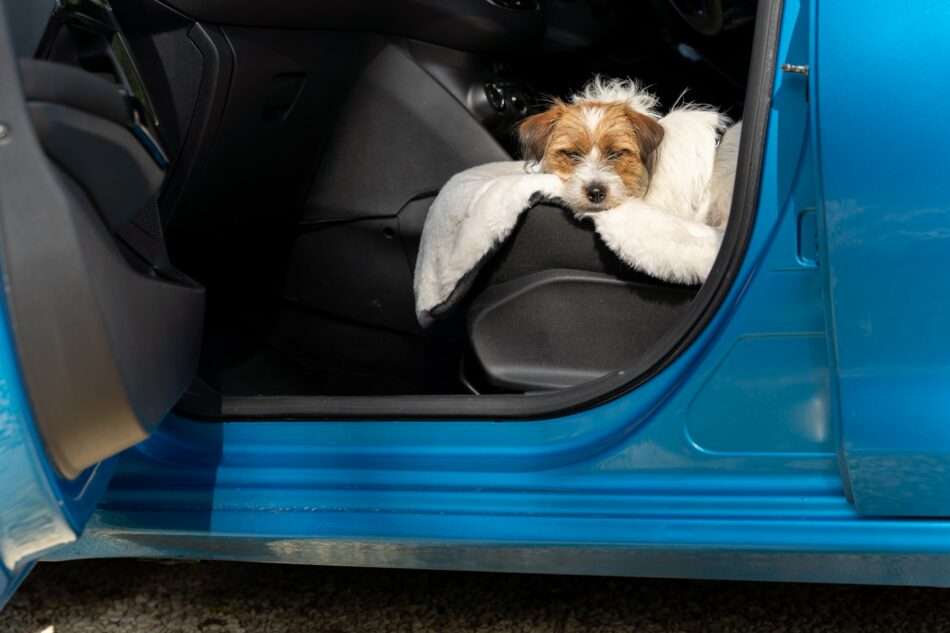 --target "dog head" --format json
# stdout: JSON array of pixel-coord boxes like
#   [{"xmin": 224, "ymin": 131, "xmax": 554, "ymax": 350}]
[{"xmin": 519, "ymin": 100, "xmax": 664, "ymax": 213}]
